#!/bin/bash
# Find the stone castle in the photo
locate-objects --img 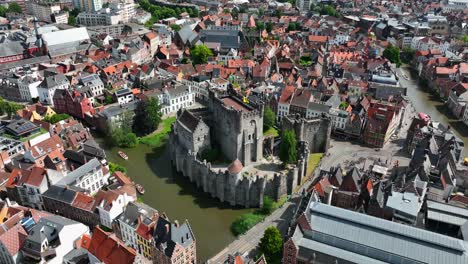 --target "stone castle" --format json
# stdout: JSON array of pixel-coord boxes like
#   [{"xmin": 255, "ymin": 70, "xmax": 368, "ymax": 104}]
[{"xmin": 168, "ymin": 90, "xmax": 331, "ymax": 207}]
